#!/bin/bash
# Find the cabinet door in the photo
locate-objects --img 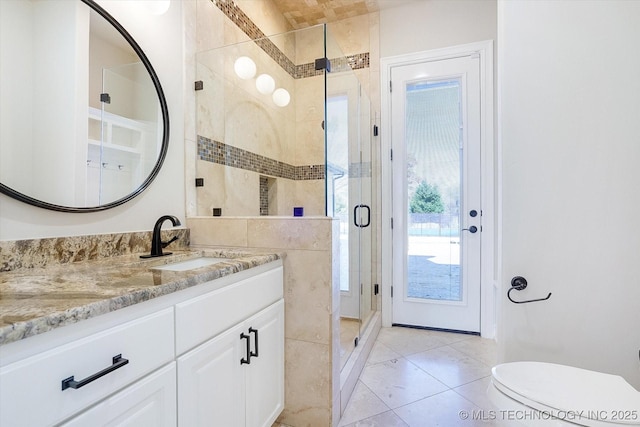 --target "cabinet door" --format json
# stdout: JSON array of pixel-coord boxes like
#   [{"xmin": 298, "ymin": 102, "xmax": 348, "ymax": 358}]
[
  {"xmin": 60, "ymin": 362, "xmax": 177, "ymax": 427},
  {"xmin": 244, "ymin": 300, "xmax": 285, "ymax": 427},
  {"xmin": 177, "ymin": 323, "xmax": 245, "ymax": 427}
]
